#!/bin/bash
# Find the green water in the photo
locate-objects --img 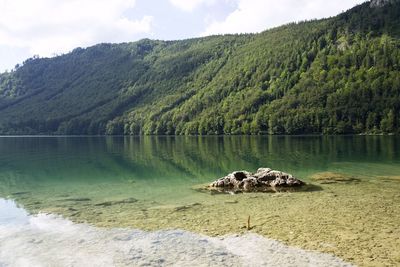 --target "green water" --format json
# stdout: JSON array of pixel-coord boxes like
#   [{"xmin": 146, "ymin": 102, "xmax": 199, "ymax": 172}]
[
  {"xmin": 0, "ymin": 136, "xmax": 400, "ymax": 188},
  {"xmin": 0, "ymin": 135, "xmax": 399, "ymax": 205},
  {"xmin": 1, "ymin": 136, "xmax": 400, "ymax": 266}
]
